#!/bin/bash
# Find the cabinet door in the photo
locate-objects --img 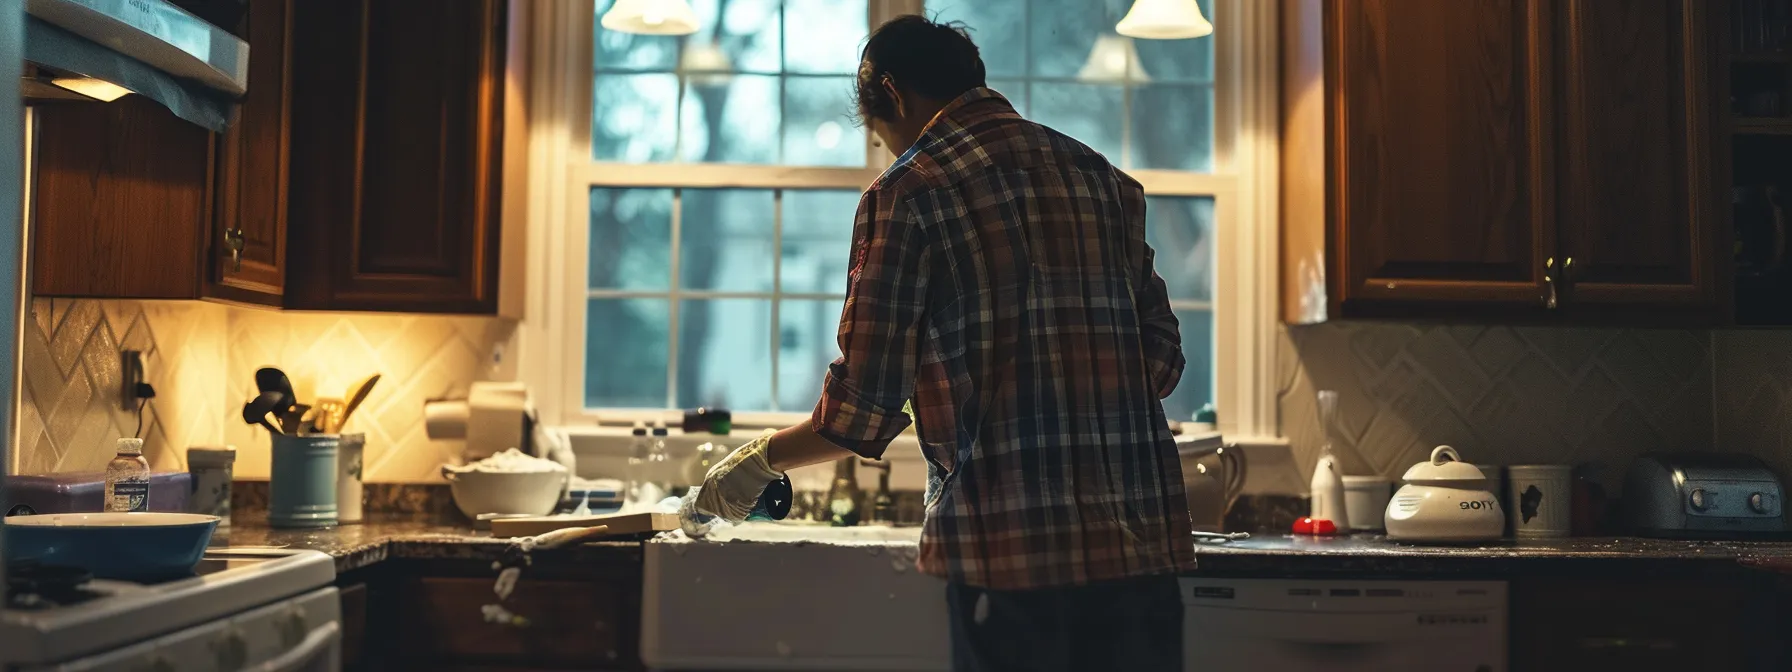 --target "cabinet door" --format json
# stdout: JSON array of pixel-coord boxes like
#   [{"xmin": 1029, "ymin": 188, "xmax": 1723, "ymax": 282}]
[
  {"xmin": 286, "ymin": 0, "xmax": 505, "ymax": 313},
  {"xmin": 208, "ymin": 0, "xmax": 292, "ymax": 305},
  {"xmin": 1330, "ymin": 0, "xmax": 1556, "ymax": 314},
  {"xmin": 1554, "ymin": 0, "xmax": 1721, "ymax": 314},
  {"xmin": 31, "ymin": 97, "xmax": 212, "ymax": 299}
]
